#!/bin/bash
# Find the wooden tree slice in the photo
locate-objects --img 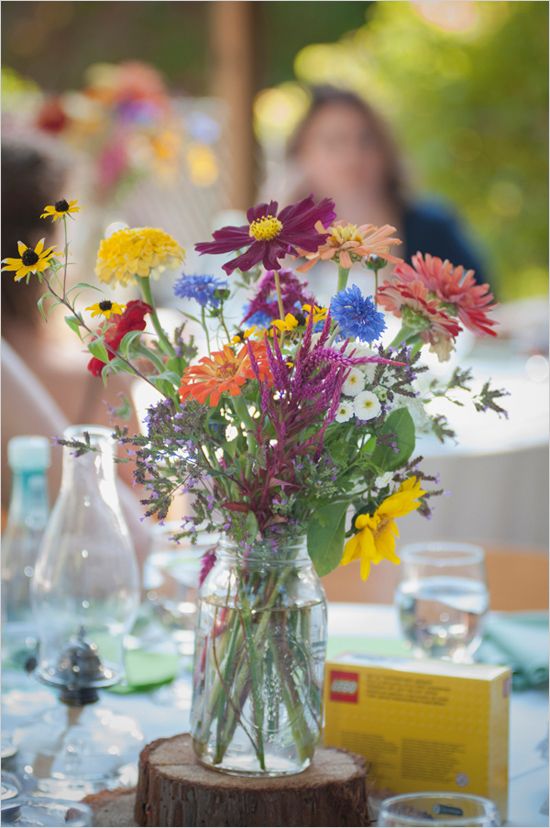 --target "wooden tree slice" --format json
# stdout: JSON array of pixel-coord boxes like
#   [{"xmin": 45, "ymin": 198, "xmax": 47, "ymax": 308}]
[
  {"xmin": 82, "ymin": 788, "xmax": 137, "ymax": 827},
  {"xmin": 134, "ymin": 733, "xmax": 371, "ymax": 827}
]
